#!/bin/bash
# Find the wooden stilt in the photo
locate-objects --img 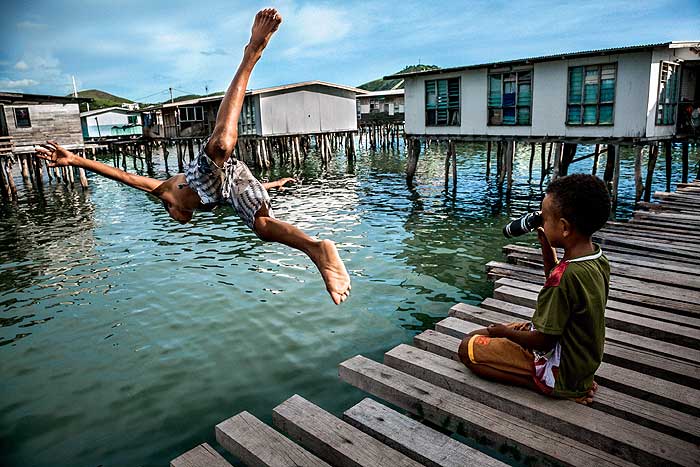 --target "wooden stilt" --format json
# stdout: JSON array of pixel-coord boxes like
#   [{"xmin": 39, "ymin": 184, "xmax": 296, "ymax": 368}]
[
  {"xmin": 3, "ymin": 158, "xmax": 17, "ymax": 200},
  {"xmin": 528, "ymin": 143, "xmax": 535, "ymax": 182},
  {"xmin": 0, "ymin": 157, "xmax": 11, "ymax": 201},
  {"xmin": 507, "ymin": 141, "xmax": 515, "ymax": 194},
  {"xmin": 444, "ymin": 140, "xmax": 451, "ymax": 189},
  {"xmin": 406, "ymin": 138, "xmax": 420, "ymax": 186},
  {"xmin": 591, "ymin": 144, "xmax": 600, "ymax": 176},
  {"xmin": 496, "ymin": 142, "xmax": 504, "ymax": 185},
  {"xmin": 485, "ymin": 141, "xmax": 491, "ymax": 179},
  {"xmin": 176, "ymin": 142, "xmax": 184, "ymax": 172},
  {"xmin": 187, "ymin": 139, "xmax": 195, "ymax": 162},
  {"xmin": 560, "ymin": 143, "xmax": 577, "ymax": 177},
  {"xmin": 634, "ymin": 145, "xmax": 644, "ymax": 204},
  {"xmin": 539, "ymin": 143, "xmax": 547, "ymax": 186},
  {"xmin": 451, "ymin": 141, "xmax": 457, "ymax": 192},
  {"xmin": 681, "ymin": 142, "xmax": 689, "ymax": 184},
  {"xmin": 643, "ymin": 143, "xmax": 659, "ymax": 203},
  {"xmin": 611, "ymin": 144, "xmax": 621, "ymax": 217},
  {"xmin": 664, "ymin": 141, "xmax": 672, "ymax": 192}
]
